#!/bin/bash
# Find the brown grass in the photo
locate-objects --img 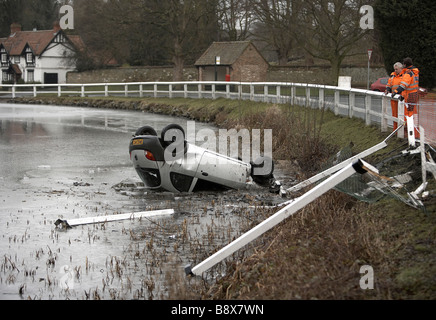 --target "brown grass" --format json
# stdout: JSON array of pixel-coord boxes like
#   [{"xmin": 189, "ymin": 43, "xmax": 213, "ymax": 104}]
[
  {"xmin": 168, "ymin": 103, "xmax": 435, "ymax": 300},
  {"xmin": 204, "ymin": 192, "xmax": 396, "ymax": 299},
  {"xmin": 223, "ymin": 105, "xmax": 335, "ymax": 175}
]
